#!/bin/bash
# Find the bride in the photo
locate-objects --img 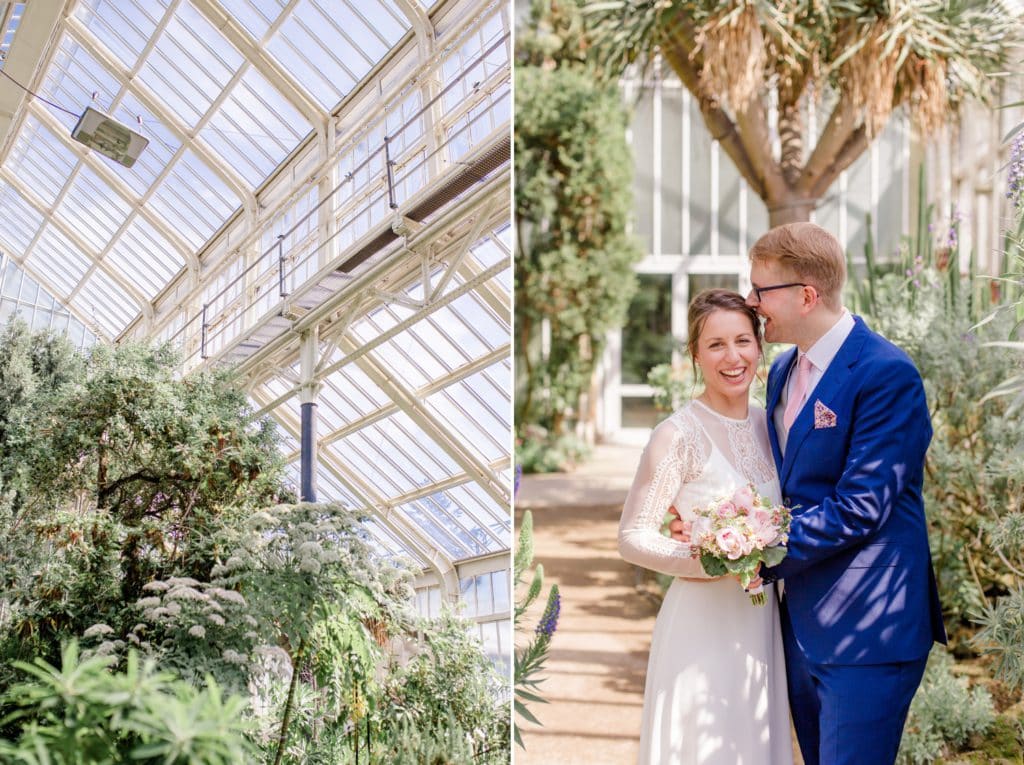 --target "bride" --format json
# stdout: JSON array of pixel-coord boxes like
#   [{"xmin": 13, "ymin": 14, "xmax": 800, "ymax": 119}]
[{"xmin": 619, "ymin": 288, "xmax": 793, "ymax": 765}]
